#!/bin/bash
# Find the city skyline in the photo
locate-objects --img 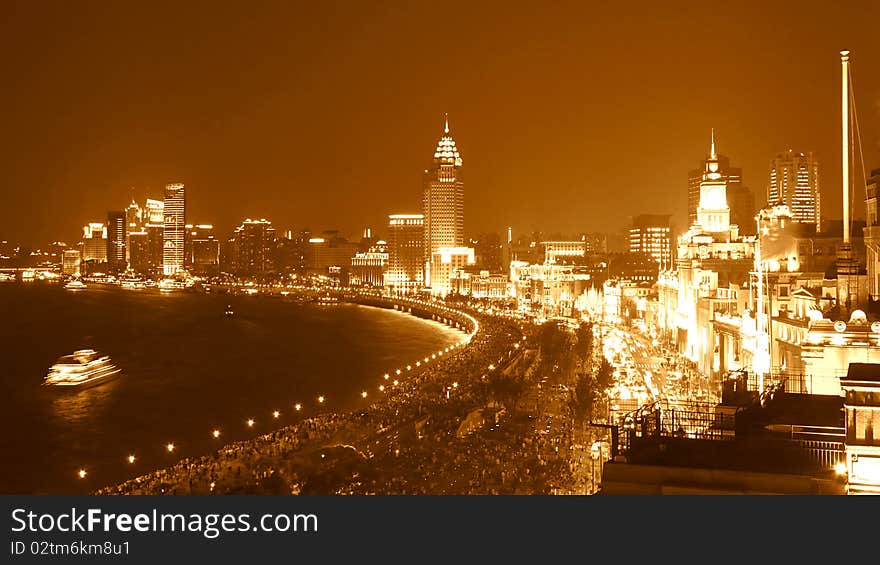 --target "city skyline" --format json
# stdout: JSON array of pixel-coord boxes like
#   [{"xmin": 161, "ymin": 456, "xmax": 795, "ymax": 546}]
[
  {"xmin": 6, "ymin": 2, "xmax": 880, "ymax": 502},
  {"xmin": 1, "ymin": 2, "xmax": 879, "ymax": 247}
]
